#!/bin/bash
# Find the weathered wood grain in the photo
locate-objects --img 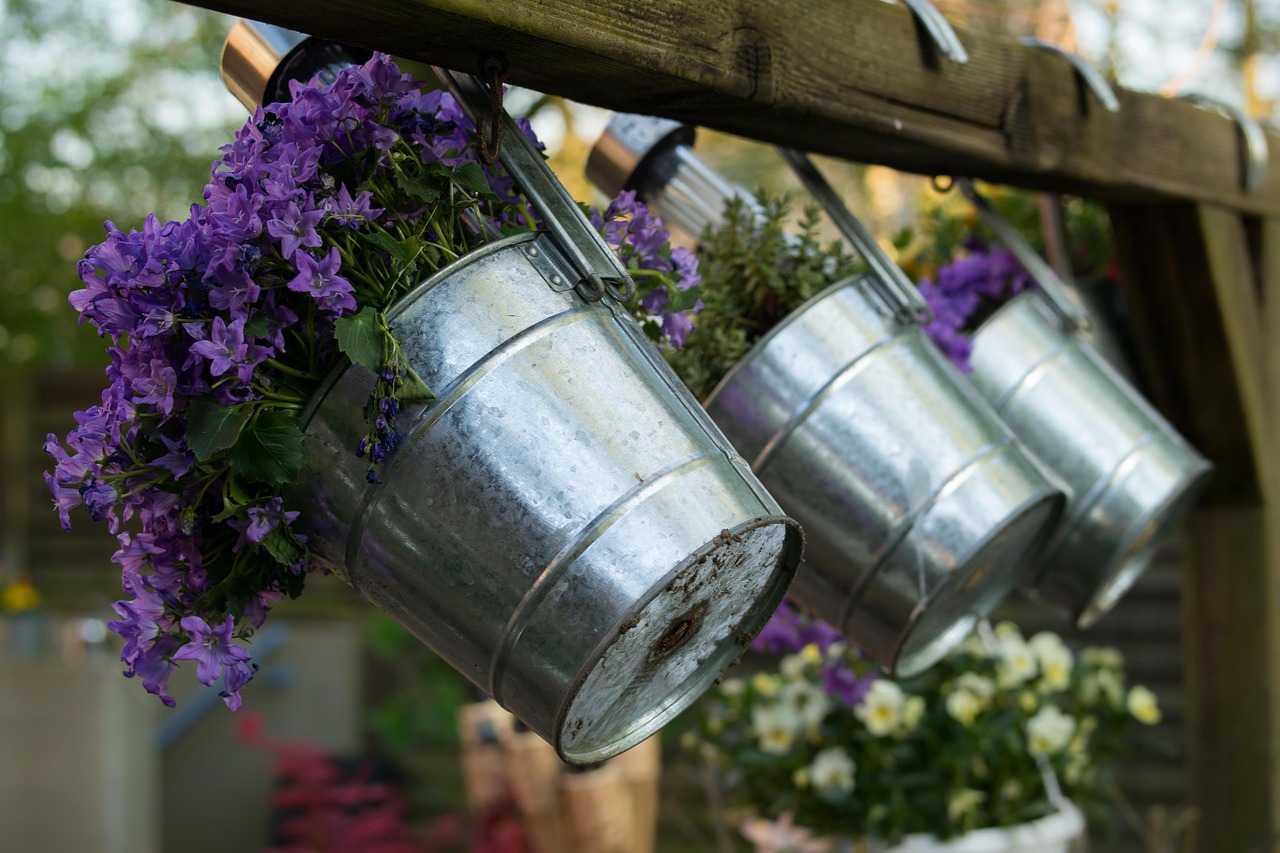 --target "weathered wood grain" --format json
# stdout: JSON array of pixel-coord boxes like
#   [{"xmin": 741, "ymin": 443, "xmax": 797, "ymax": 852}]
[
  {"xmin": 179, "ymin": 0, "xmax": 1280, "ymax": 215},
  {"xmin": 1110, "ymin": 203, "xmax": 1280, "ymax": 852}
]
